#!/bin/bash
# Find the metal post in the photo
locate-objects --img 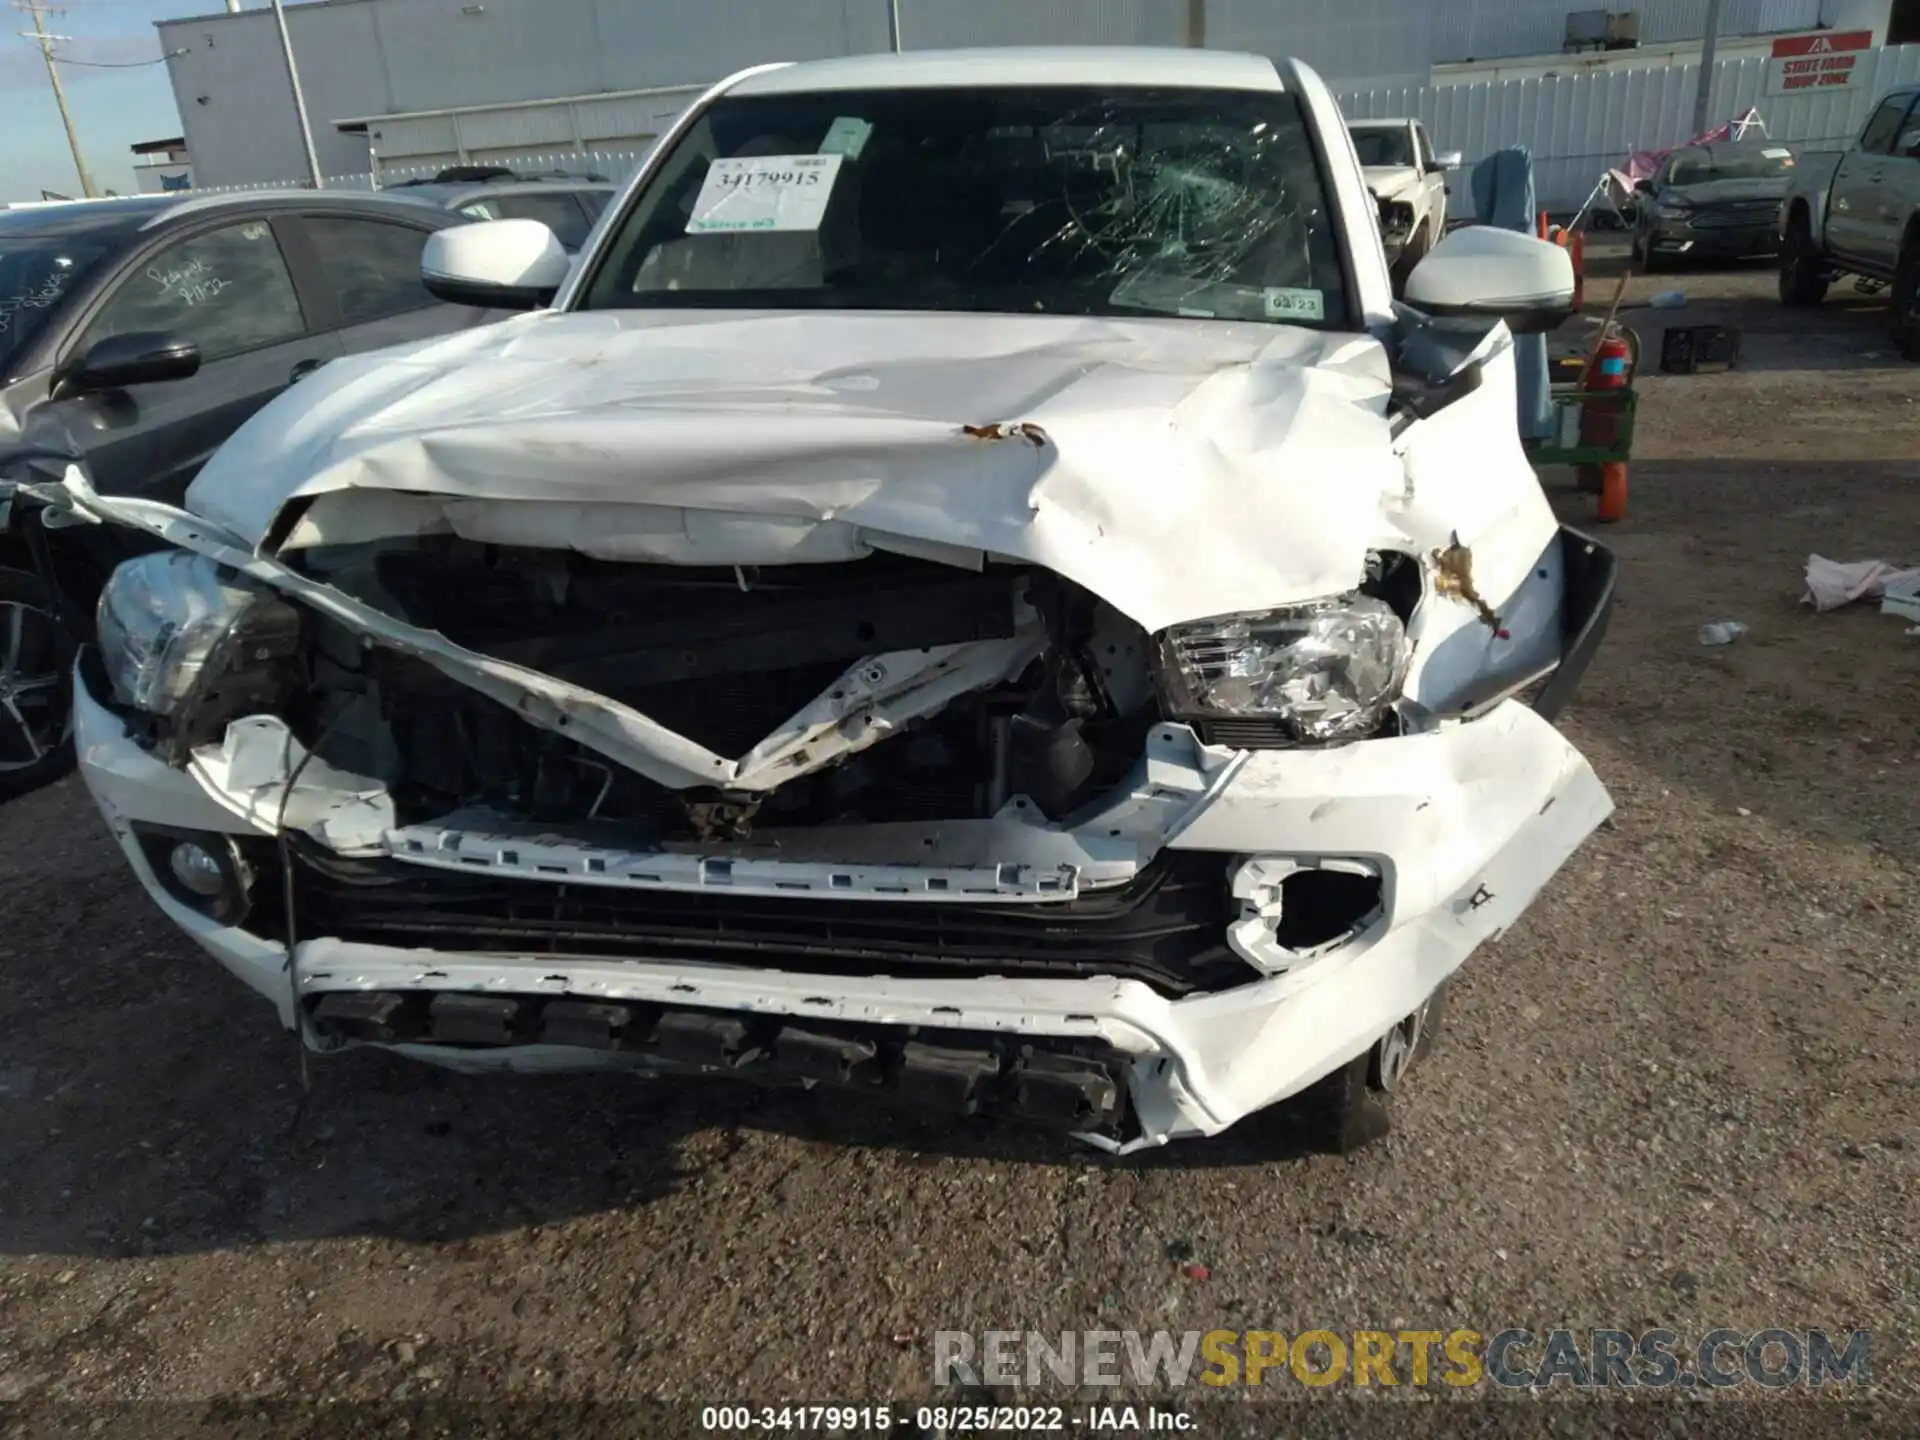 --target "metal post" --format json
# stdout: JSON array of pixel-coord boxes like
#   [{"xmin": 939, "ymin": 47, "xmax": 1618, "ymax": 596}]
[
  {"xmin": 268, "ymin": 0, "xmax": 325, "ymax": 188},
  {"xmin": 16, "ymin": 1, "xmax": 96, "ymax": 197},
  {"xmin": 1691, "ymin": 0, "xmax": 1724, "ymax": 136},
  {"xmin": 886, "ymin": 0, "xmax": 901, "ymax": 52},
  {"xmin": 1185, "ymin": 0, "xmax": 1206, "ymax": 48}
]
